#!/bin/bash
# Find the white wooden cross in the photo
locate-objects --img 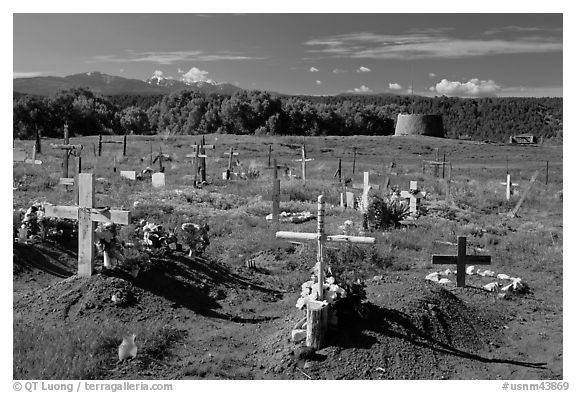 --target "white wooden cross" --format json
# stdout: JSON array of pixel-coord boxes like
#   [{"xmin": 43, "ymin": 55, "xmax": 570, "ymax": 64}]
[
  {"xmin": 352, "ymin": 172, "xmax": 380, "ymax": 212},
  {"xmin": 276, "ymin": 195, "xmax": 375, "ymax": 349},
  {"xmin": 294, "ymin": 144, "xmax": 314, "ymax": 183},
  {"xmin": 432, "ymin": 236, "xmax": 492, "ymax": 287},
  {"xmin": 400, "ymin": 181, "xmax": 427, "ymax": 215},
  {"xmin": 223, "ymin": 147, "xmax": 239, "ymax": 180},
  {"xmin": 500, "ymin": 174, "xmax": 519, "ymax": 201},
  {"xmin": 264, "ymin": 159, "xmax": 290, "ymax": 222},
  {"xmin": 44, "ymin": 173, "xmax": 131, "ymax": 277}
]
